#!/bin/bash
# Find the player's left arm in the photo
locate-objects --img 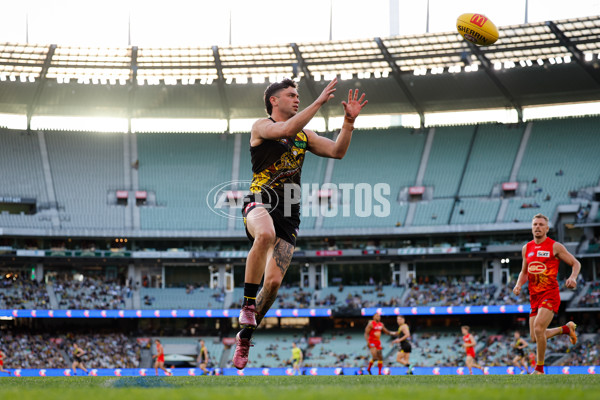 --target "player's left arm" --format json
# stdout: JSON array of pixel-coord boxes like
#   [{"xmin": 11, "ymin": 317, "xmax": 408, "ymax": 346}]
[
  {"xmin": 398, "ymin": 325, "xmax": 410, "ymax": 342},
  {"xmin": 553, "ymin": 242, "xmax": 581, "ymax": 289},
  {"xmin": 306, "ymin": 89, "xmax": 367, "ymax": 159},
  {"xmin": 518, "ymin": 338, "xmax": 529, "ymax": 349},
  {"xmin": 466, "ymin": 335, "xmax": 476, "ymax": 348}
]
